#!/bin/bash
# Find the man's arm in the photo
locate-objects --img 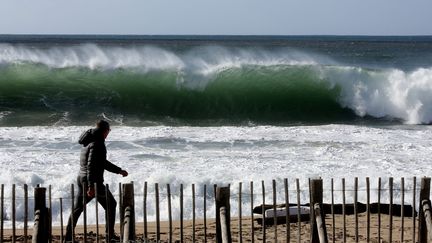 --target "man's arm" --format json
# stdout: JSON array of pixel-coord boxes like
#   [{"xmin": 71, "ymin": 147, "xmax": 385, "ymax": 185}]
[
  {"xmin": 105, "ymin": 160, "xmax": 128, "ymax": 177},
  {"xmin": 87, "ymin": 144, "xmax": 99, "ymax": 187}
]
